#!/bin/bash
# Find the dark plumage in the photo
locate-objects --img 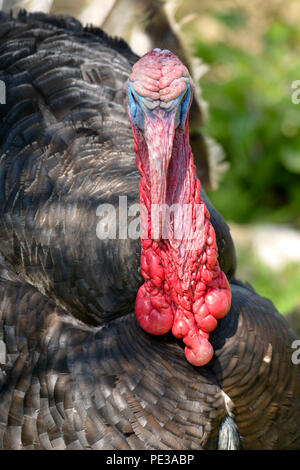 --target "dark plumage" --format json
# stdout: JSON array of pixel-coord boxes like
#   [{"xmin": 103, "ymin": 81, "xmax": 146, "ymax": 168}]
[{"xmin": 0, "ymin": 11, "xmax": 299, "ymax": 450}]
